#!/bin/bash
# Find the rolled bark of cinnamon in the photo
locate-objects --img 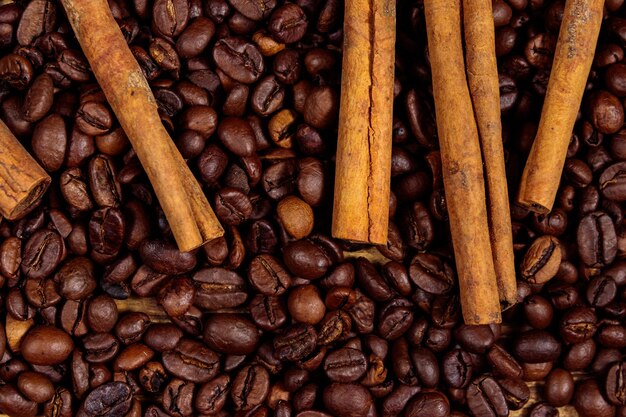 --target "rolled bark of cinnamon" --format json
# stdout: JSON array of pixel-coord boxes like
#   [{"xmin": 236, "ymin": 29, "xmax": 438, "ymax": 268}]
[
  {"xmin": 60, "ymin": 0, "xmax": 223, "ymax": 252},
  {"xmin": 424, "ymin": 0, "xmax": 502, "ymax": 324},
  {"xmin": 0, "ymin": 120, "xmax": 50, "ymax": 221},
  {"xmin": 518, "ymin": 0, "xmax": 604, "ymax": 214},
  {"xmin": 332, "ymin": 0, "xmax": 395, "ymax": 245},
  {"xmin": 463, "ymin": 0, "xmax": 517, "ymax": 308}
]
